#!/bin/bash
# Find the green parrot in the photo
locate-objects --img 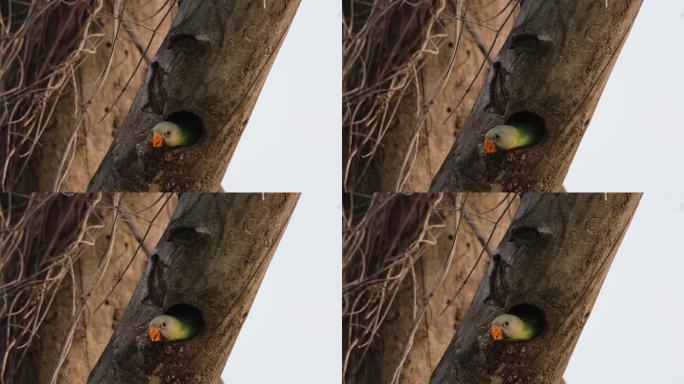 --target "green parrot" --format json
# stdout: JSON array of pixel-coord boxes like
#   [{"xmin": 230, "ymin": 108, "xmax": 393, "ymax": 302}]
[
  {"xmin": 148, "ymin": 314, "xmax": 201, "ymax": 342},
  {"xmin": 483, "ymin": 123, "xmax": 543, "ymax": 154},
  {"xmin": 490, "ymin": 313, "xmax": 541, "ymax": 342},
  {"xmin": 151, "ymin": 121, "xmax": 199, "ymax": 148}
]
